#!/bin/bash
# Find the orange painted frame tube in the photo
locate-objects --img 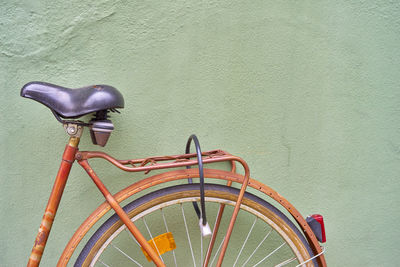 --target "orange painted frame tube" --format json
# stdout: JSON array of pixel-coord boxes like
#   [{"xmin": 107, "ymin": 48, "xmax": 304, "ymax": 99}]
[
  {"xmin": 27, "ymin": 137, "xmax": 79, "ymax": 267},
  {"xmin": 78, "ymin": 159, "xmax": 165, "ymax": 267}
]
